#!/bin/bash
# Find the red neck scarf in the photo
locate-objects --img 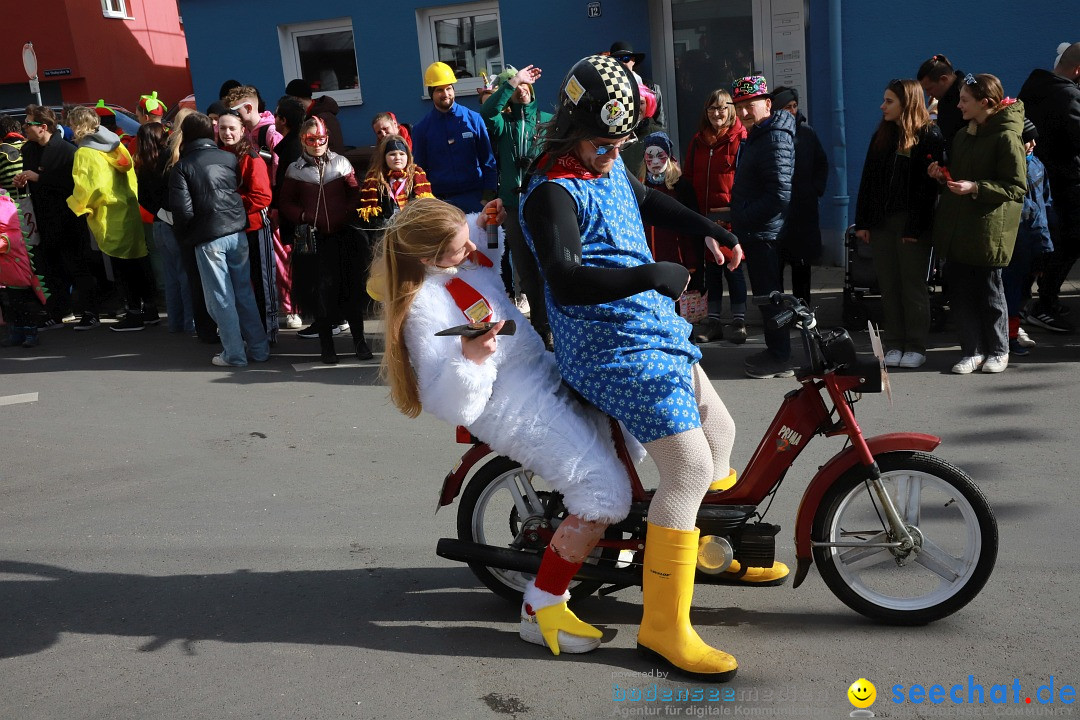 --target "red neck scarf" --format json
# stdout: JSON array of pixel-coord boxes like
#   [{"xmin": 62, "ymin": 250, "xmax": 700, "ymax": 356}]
[{"xmin": 538, "ymin": 152, "xmax": 604, "ymax": 180}]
